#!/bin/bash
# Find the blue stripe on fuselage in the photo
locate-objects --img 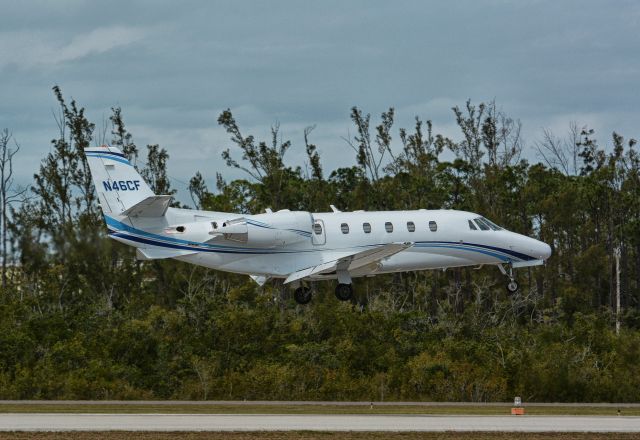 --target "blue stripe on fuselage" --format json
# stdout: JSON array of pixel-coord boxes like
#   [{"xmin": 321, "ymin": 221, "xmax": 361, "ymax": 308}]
[
  {"xmin": 415, "ymin": 241, "xmax": 534, "ymax": 262},
  {"xmin": 414, "ymin": 243, "xmax": 510, "ymax": 262},
  {"xmin": 105, "ymin": 216, "xmax": 304, "ymax": 254},
  {"xmin": 105, "ymin": 215, "xmax": 534, "ymax": 261},
  {"xmin": 86, "ymin": 153, "xmax": 131, "ymax": 165}
]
